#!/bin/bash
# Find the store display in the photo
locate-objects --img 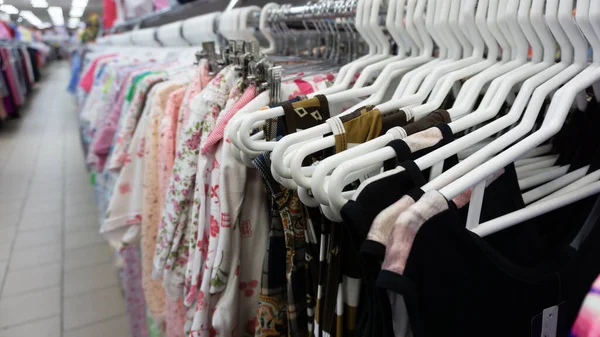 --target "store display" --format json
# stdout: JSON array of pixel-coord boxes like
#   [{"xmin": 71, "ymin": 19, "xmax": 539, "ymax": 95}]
[{"xmin": 70, "ymin": 1, "xmax": 600, "ymax": 337}]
